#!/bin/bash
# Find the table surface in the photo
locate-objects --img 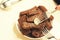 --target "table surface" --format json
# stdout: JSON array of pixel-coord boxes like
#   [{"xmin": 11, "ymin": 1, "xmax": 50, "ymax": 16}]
[{"xmin": 0, "ymin": 0, "xmax": 60, "ymax": 40}]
